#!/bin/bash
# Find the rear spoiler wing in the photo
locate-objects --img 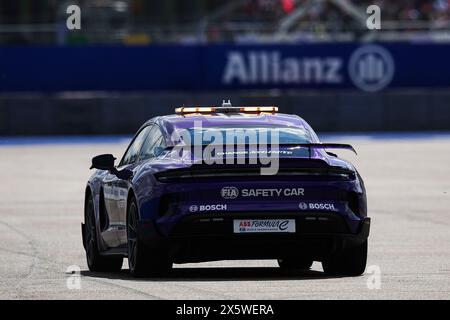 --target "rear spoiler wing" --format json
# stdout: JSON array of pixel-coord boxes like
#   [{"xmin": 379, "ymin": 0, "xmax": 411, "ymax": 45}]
[
  {"xmin": 167, "ymin": 143, "xmax": 357, "ymax": 155},
  {"xmin": 218, "ymin": 143, "xmax": 358, "ymax": 155},
  {"xmin": 279, "ymin": 143, "xmax": 357, "ymax": 155}
]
